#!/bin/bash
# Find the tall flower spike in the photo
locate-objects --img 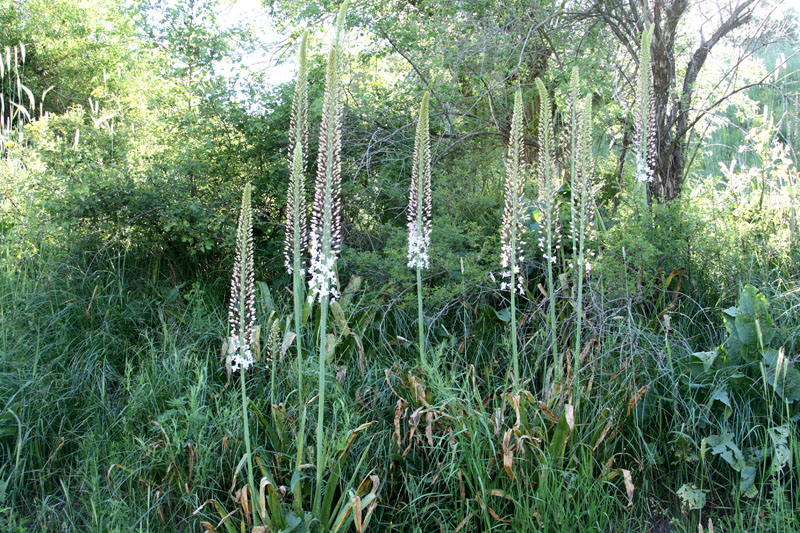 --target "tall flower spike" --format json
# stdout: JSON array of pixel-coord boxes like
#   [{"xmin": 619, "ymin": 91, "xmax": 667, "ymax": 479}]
[
  {"xmin": 634, "ymin": 26, "xmax": 655, "ymax": 186},
  {"xmin": 536, "ymin": 77, "xmax": 561, "ymax": 382},
  {"xmin": 284, "ymin": 32, "xmax": 309, "ymax": 275},
  {"xmin": 228, "ymin": 184, "xmax": 256, "ymax": 373},
  {"xmin": 500, "ymin": 89, "xmax": 527, "ymax": 295},
  {"xmin": 308, "ymin": 15, "xmax": 345, "ymax": 304},
  {"xmin": 407, "ymin": 91, "xmax": 432, "ymax": 270}
]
